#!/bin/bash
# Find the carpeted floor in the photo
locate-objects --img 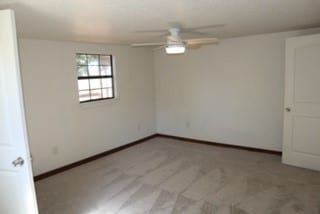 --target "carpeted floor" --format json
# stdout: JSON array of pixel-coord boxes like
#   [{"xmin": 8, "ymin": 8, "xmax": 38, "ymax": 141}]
[{"xmin": 35, "ymin": 137, "xmax": 320, "ymax": 214}]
